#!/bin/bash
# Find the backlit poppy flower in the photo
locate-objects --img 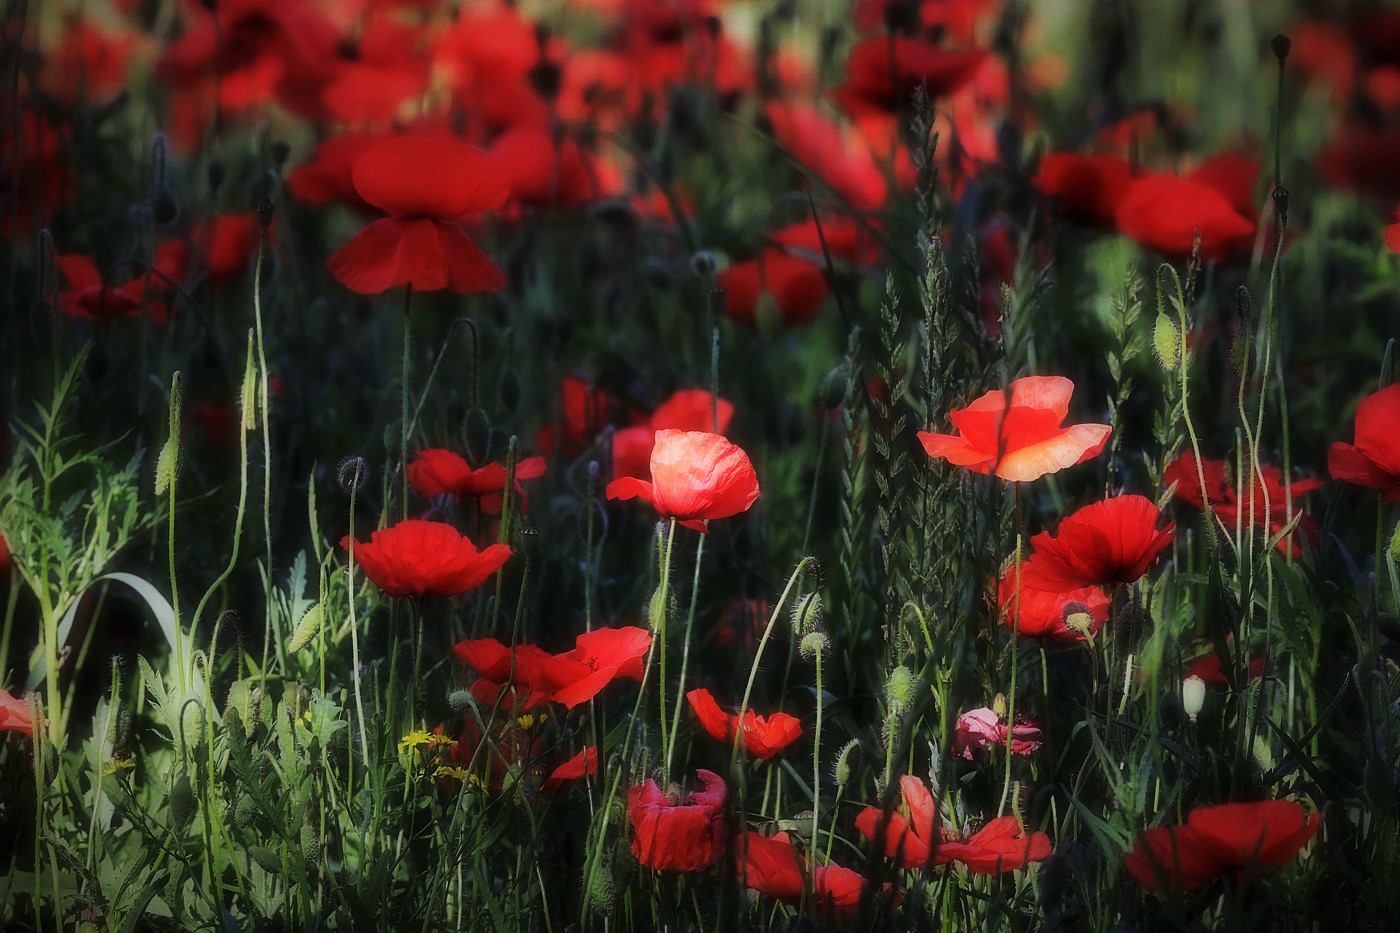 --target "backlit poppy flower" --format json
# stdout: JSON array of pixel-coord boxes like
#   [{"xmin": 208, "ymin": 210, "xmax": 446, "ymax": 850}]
[
  {"xmin": 997, "ymin": 568, "xmax": 1110, "ymax": 641},
  {"xmin": 685, "ymin": 688, "xmax": 802, "ymax": 760},
  {"xmin": 326, "ymin": 136, "xmax": 509, "ymax": 295},
  {"xmin": 953, "ymin": 707, "xmax": 1044, "ymax": 760},
  {"xmin": 1020, "ymin": 495, "xmax": 1175, "ymax": 591},
  {"xmin": 763, "ymin": 102, "xmax": 888, "ymax": 212},
  {"xmin": 453, "ymin": 626, "xmax": 652, "ymax": 709},
  {"xmin": 0, "ymin": 688, "xmax": 34, "ymax": 737},
  {"xmin": 936, "ymin": 816, "xmax": 1054, "ymax": 874},
  {"xmin": 1032, "ymin": 152, "xmax": 1134, "ymax": 226},
  {"xmin": 409, "ymin": 449, "xmax": 547, "ymax": 514},
  {"xmin": 627, "ymin": 769, "xmax": 727, "ymax": 872},
  {"xmin": 341, "ymin": 519, "xmax": 511, "ymax": 598},
  {"xmin": 1164, "ymin": 453, "xmax": 1321, "ymax": 555},
  {"xmin": 1124, "ymin": 800, "xmax": 1320, "ymax": 892},
  {"xmin": 612, "ymin": 390, "xmax": 736, "ymax": 481},
  {"xmin": 736, "ymin": 830, "xmax": 868, "ymax": 913},
  {"xmin": 1114, "ymin": 173, "xmax": 1255, "ymax": 261},
  {"xmin": 606, "ymin": 430, "xmax": 759, "ymax": 530},
  {"xmin": 720, "ymin": 249, "xmax": 830, "ymax": 327},
  {"xmin": 1329, "ymin": 383, "xmax": 1400, "ymax": 499},
  {"xmin": 917, "ymin": 376, "xmax": 1111, "ymax": 482},
  {"xmin": 541, "ymin": 746, "xmax": 597, "ymax": 793},
  {"xmin": 832, "ymin": 37, "xmax": 987, "ymax": 122}
]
